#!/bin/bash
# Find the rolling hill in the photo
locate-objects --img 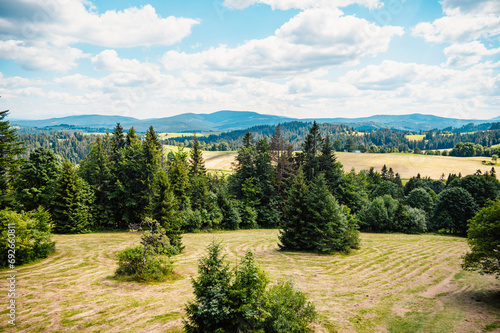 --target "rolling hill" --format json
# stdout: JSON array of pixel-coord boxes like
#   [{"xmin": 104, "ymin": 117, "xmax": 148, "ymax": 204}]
[{"xmin": 10, "ymin": 110, "xmax": 498, "ymax": 133}]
